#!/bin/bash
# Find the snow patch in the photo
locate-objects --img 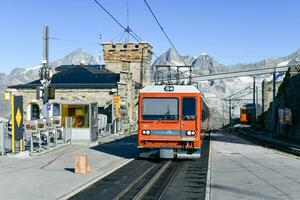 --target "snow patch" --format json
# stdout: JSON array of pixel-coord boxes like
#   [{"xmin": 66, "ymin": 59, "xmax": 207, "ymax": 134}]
[{"xmin": 277, "ymin": 60, "xmax": 290, "ymax": 67}]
